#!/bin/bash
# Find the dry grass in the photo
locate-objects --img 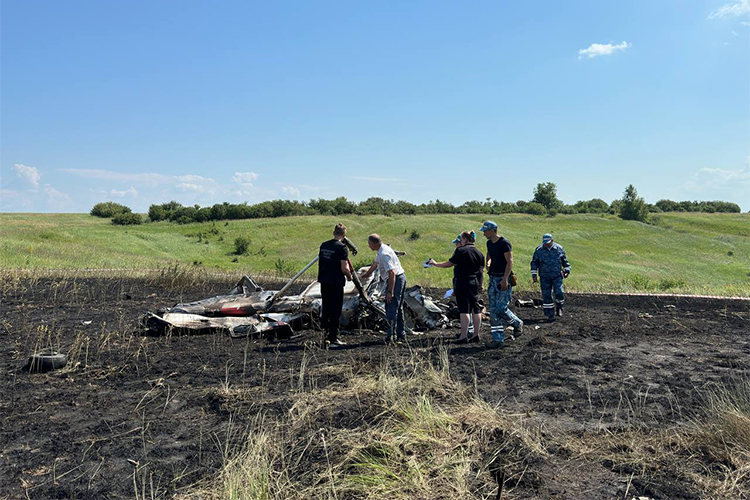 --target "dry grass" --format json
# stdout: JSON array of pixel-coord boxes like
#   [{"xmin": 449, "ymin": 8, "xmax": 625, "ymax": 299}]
[
  {"xmin": 559, "ymin": 376, "xmax": 750, "ymax": 500},
  {"xmin": 185, "ymin": 347, "xmax": 545, "ymax": 500},
  {"xmin": 187, "ymin": 351, "xmax": 750, "ymax": 500}
]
